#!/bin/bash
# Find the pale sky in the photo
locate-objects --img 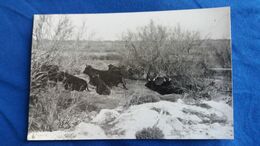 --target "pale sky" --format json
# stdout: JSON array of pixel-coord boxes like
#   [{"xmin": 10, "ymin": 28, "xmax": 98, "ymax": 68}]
[{"xmin": 36, "ymin": 7, "xmax": 231, "ymax": 41}]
